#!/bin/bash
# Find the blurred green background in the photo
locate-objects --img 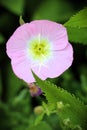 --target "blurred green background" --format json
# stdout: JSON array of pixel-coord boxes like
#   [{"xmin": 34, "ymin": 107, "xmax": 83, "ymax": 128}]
[{"xmin": 0, "ymin": 0, "xmax": 87, "ymax": 130}]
